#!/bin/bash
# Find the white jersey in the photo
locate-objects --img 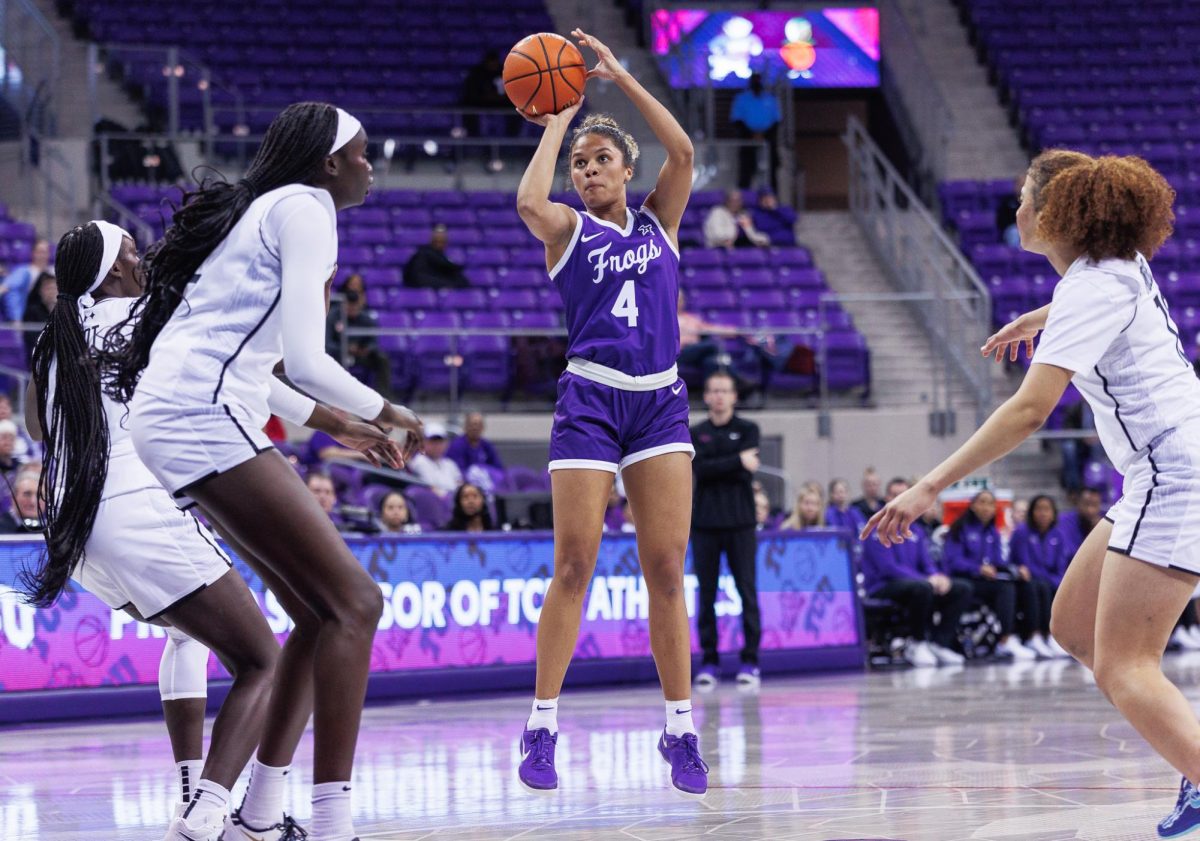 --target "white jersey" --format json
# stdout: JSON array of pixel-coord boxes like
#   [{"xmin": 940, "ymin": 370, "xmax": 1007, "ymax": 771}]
[
  {"xmin": 135, "ymin": 183, "xmax": 383, "ymax": 429},
  {"xmin": 47, "ymin": 297, "xmax": 158, "ymax": 499},
  {"xmin": 1032, "ymin": 254, "xmax": 1200, "ymax": 472}
]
